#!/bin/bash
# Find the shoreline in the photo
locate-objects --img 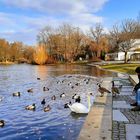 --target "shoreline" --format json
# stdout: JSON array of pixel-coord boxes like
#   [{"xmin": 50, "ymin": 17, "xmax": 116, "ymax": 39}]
[{"xmin": 0, "ymin": 61, "xmax": 15, "ymax": 65}]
